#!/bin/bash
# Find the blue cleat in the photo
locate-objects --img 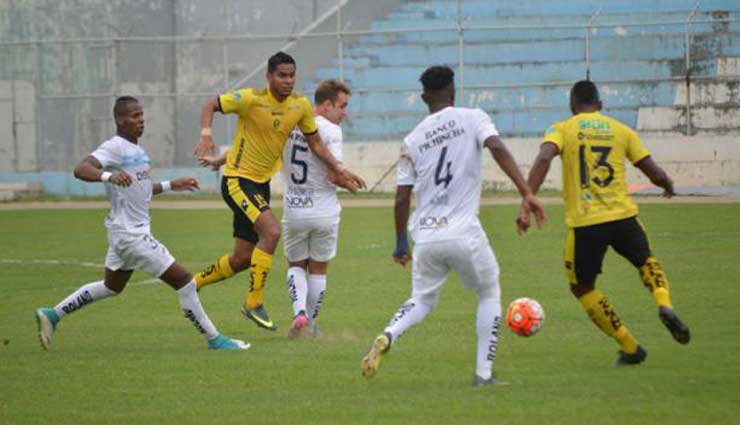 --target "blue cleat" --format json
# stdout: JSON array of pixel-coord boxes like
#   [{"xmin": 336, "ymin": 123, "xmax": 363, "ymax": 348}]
[
  {"xmin": 207, "ymin": 334, "xmax": 250, "ymax": 350},
  {"xmin": 35, "ymin": 308, "xmax": 60, "ymax": 350}
]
